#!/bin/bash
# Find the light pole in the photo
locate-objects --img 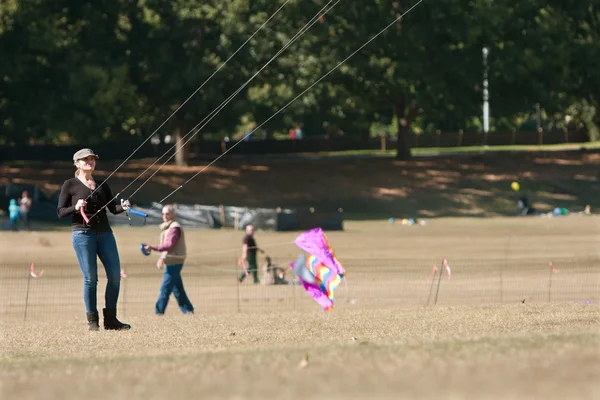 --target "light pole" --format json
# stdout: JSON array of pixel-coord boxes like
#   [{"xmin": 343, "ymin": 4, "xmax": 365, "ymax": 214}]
[{"xmin": 482, "ymin": 47, "xmax": 490, "ymax": 134}]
